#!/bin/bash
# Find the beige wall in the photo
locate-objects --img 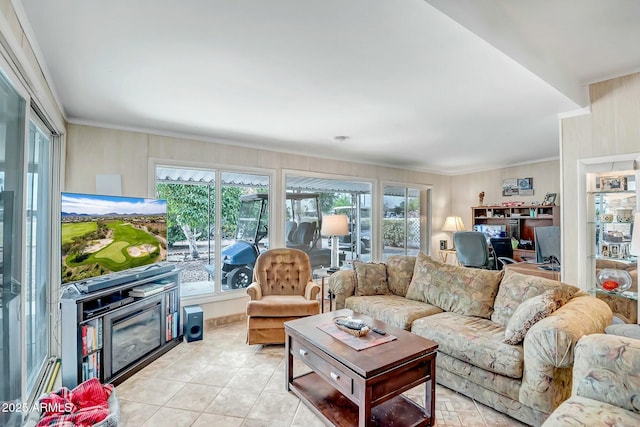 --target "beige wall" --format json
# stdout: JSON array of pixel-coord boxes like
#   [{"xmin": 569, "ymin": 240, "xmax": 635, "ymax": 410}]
[
  {"xmin": 0, "ymin": 0, "xmax": 64, "ymax": 130},
  {"xmin": 450, "ymin": 160, "xmax": 561, "ymax": 240},
  {"xmin": 561, "ymin": 72, "xmax": 640, "ymax": 289}
]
